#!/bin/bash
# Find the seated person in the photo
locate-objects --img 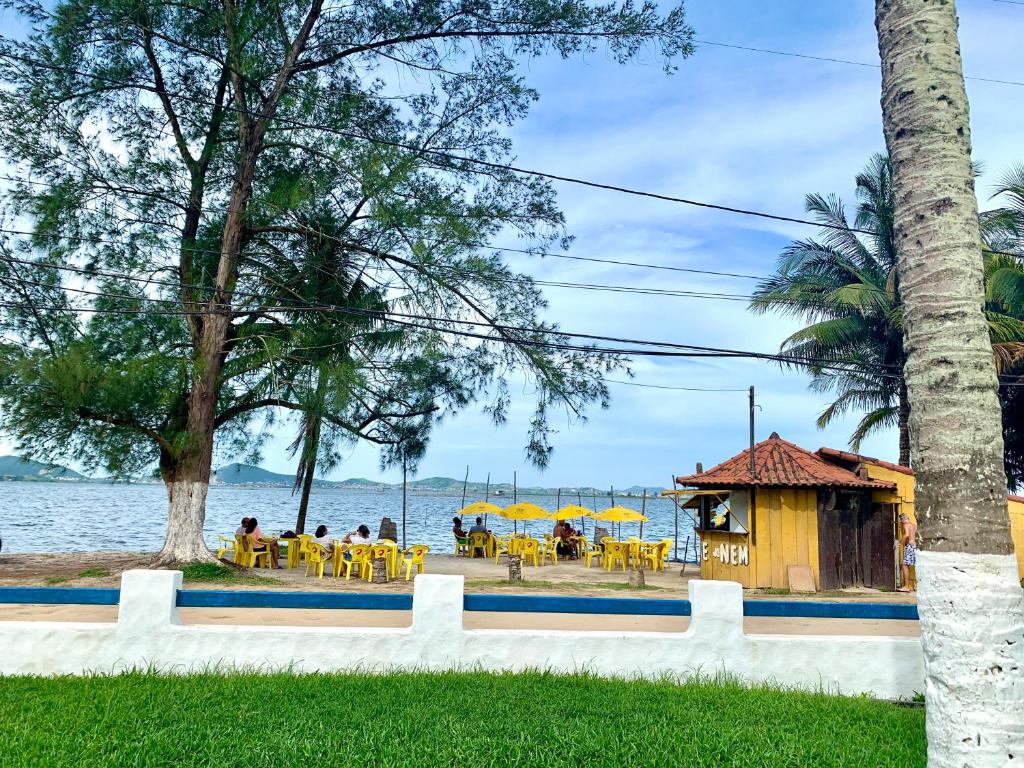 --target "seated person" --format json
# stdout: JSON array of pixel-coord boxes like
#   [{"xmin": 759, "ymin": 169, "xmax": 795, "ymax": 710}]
[
  {"xmin": 343, "ymin": 525, "xmax": 372, "ymax": 546},
  {"xmin": 552, "ymin": 520, "xmax": 574, "ymax": 558},
  {"xmin": 244, "ymin": 517, "xmax": 282, "ymax": 568},
  {"xmin": 235, "ymin": 517, "xmax": 250, "ymax": 537},
  {"xmin": 311, "ymin": 524, "xmax": 333, "ymax": 560},
  {"xmin": 467, "ymin": 517, "xmax": 490, "ymax": 557},
  {"xmin": 452, "ymin": 517, "xmax": 468, "ymax": 541}
]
